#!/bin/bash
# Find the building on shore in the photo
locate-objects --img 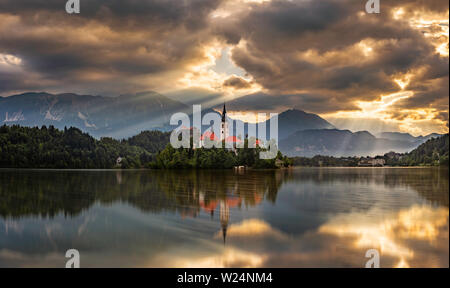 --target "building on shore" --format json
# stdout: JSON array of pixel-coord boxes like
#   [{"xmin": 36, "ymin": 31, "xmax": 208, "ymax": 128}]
[{"xmin": 358, "ymin": 157, "xmax": 386, "ymax": 167}]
